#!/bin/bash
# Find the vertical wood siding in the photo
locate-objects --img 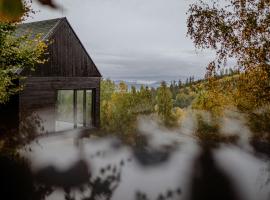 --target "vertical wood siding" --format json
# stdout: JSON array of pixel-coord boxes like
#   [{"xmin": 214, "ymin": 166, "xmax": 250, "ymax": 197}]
[{"xmin": 29, "ymin": 19, "xmax": 101, "ymax": 77}]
